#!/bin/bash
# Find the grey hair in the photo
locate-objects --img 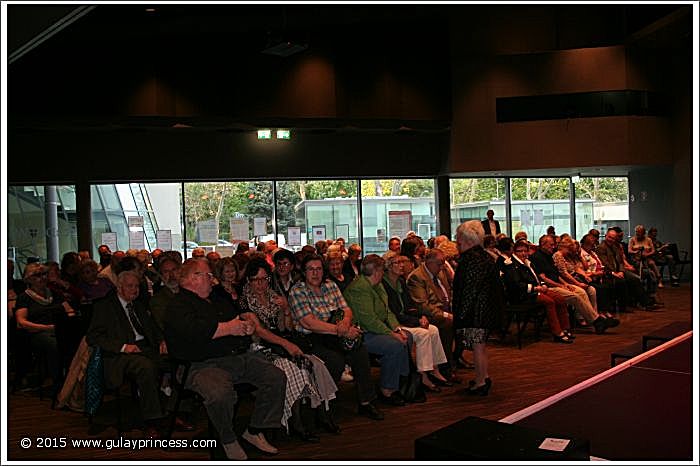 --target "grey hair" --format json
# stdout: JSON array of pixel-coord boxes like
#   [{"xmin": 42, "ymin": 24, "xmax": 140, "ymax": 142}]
[
  {"xmin": 360, "ymin": 254, "xmax": 385, "ymax": 276},
  {"xmin": 455, "ymin": 220, "xmax": 484, "ymax": 249},
  {"xmin": 382, "ymin": 251, "xmax": 400, "ymax": 270},
  {"xmin": 117, "ymin": 270, "xmax": 141, "ymax": 285}
]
